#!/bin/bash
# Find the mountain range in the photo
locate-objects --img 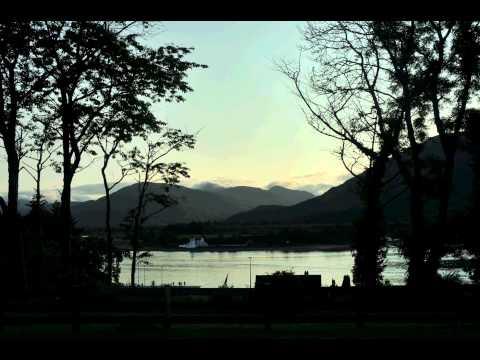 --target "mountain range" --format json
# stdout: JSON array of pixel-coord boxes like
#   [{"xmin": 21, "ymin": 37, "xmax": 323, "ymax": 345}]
[
  {"xmin": 12, "ymin": 135, "xmax": 475, "ymax": 228},
  {"xmin": 70, "ymin": 183, "xmax": 314, "ymax": 227},
  {"xmin": 227, "ymin": 136, "xmax": 475, "ymax": 224}
]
